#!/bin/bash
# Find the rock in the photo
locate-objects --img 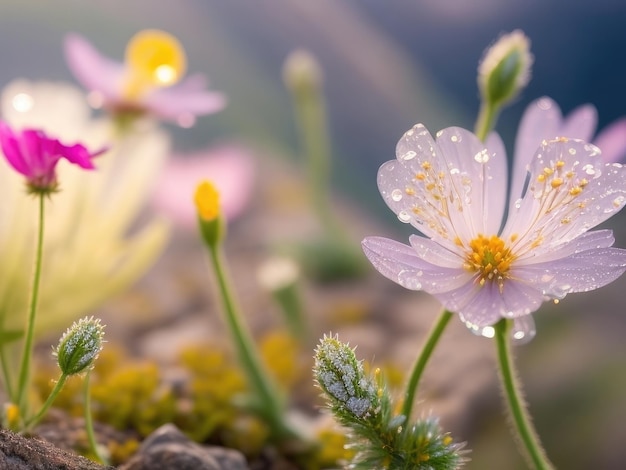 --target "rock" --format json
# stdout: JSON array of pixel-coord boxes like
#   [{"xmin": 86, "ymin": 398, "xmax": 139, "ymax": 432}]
[
  {"xmin": 0, "ymin": 428, "xmax": 112, "ymax": 470},
  {"xmin": 119, "ymin": 424, "xmax": 248, "ymax": 470}
]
